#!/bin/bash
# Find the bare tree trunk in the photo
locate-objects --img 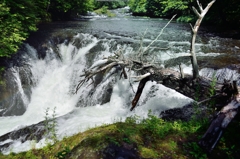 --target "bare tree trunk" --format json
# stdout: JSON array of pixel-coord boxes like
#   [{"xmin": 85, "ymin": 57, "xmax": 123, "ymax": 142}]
[{"xmin": 190, "ymin": 0, "xmax": 216, "ymax": 78}]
